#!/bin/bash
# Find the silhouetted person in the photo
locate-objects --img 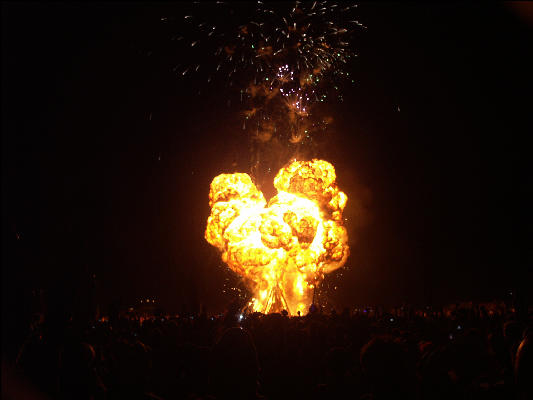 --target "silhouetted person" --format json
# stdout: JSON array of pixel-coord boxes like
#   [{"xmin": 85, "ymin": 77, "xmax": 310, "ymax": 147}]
[
  {"xmin": 360, "ymin": 336, "xmax": 416, "ymax": 400},
  {"xmin": 515, "ymin": 330, "xmax": 533, "ymax": 400},
  {"xmin": 59, "ymin": 341, "xmax": 106, "ymax": 399},
  {"xmin": 418, "ymin": 344, "xmax": 459, "ymax": 400},
  {"xmin": 209, "ymin": 327, "xmax": 261, "ymax": 399}
]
